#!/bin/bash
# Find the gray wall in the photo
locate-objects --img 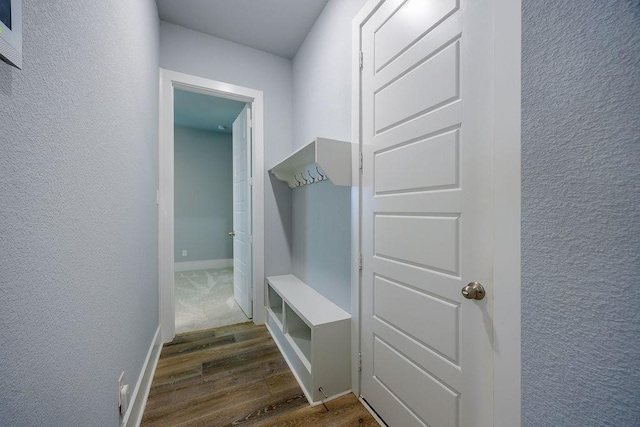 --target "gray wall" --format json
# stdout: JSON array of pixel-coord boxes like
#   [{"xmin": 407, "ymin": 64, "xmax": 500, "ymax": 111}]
[
  {"xmin": 292, "ymin": 182, "xmax": 352, "ymax": 312},
  {"xmin": 522, "ymin": 1, "xmax": 640, "ymax": 425},
  {"xmin": 0, "ymin": 0, "xmax": 159, "ymax": 425},
  {"xmin": 160, "ymin": 21, "xmax": 293, "ymax": 277},
  {"xmin": 290, "ymin": 0, "xmax": 368, "ymax": 311},
  {"xmin": 292, "ymin": 0, "xmax": 368, "ymax": 148},
  {"xmin": 174, "ymin": 127, "xmax": 233, "ymax": 262}
]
